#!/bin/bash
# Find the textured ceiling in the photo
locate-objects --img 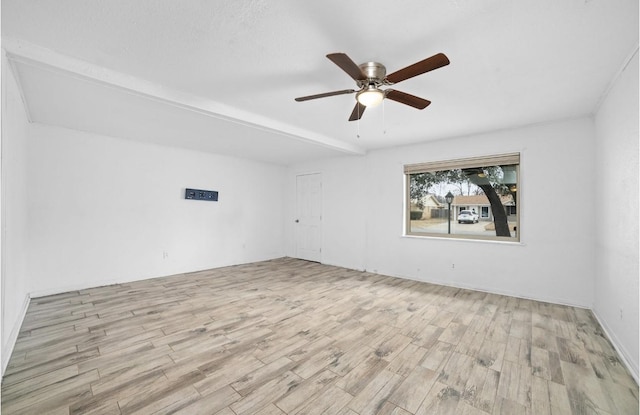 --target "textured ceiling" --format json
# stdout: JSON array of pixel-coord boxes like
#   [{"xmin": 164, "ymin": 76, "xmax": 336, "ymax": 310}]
[{"xmin": 2, "ymin": 0, "xmax": 638, "ymax": 164}]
